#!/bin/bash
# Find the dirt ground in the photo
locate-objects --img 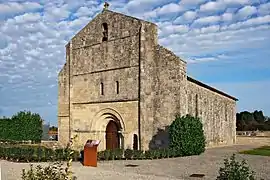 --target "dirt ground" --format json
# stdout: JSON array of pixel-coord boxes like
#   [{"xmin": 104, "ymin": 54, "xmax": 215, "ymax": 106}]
[{"xmin": 1, "ymin": 145, "xmax": 269, "ymax": 180}]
